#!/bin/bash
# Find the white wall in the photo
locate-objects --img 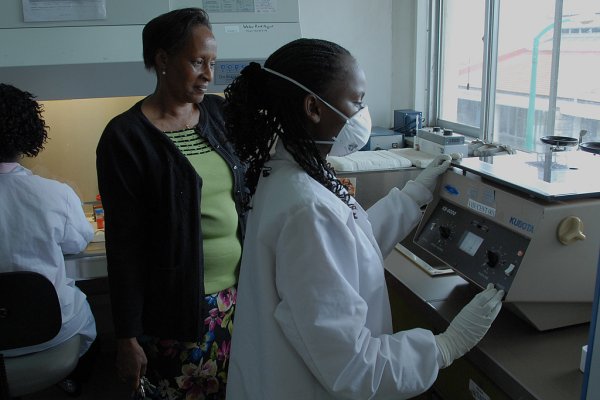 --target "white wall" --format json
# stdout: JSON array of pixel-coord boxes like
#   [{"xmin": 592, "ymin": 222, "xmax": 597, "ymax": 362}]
[
  {"xmin": 299, "ymin": 0, "xmax": 394, "ymax": 128},
  {"xmin": 299, "ymin": 0, "xmax": 422, "ymax": 129},
  {"xmin": 391, "ymin": 0, "xmax": 428, "ymax": 116}
]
